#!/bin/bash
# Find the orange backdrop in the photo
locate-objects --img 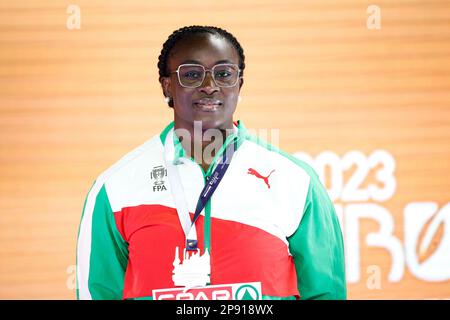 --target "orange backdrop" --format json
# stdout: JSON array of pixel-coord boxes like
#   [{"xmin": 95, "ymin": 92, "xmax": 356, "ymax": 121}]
[{"xmin": 0, "ymin": 0, "xmax": 449, "ymax": 299}]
